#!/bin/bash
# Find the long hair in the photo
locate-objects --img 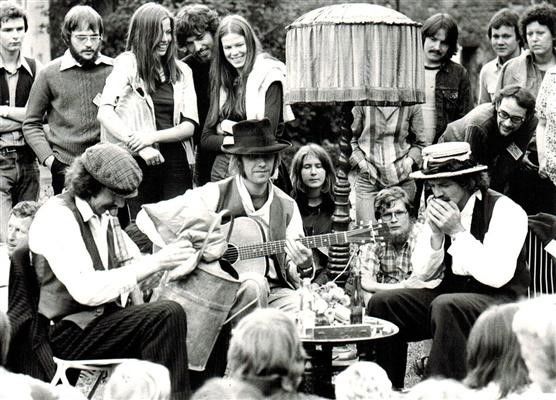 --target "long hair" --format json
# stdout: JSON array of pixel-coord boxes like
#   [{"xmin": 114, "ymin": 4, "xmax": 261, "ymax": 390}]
[
  {"xmin": 206, "ymin": 15, "xmax": 261, "ymax": 128},
  {"xmin": 126, "ymin": 2, "xmax": 181, "ymax": 94},
  {"xmin": 422, "ymin": 13, "xmax": 459, "ymax": 60},
  {"xmin": 290, "ymin": 144, "xmax": 335, "ymax": 198},
  {"xmin": 465, "ymin": 303, "xmax": 530, "ymax": 398}
]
